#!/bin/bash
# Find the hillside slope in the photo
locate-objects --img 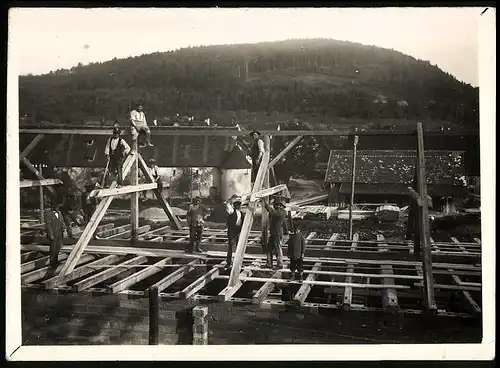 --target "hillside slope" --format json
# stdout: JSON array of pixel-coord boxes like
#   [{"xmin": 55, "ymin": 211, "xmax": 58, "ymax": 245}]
[{"xmin": 19, "ymin": 39, "xmax": 478, "ymax": 129}]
